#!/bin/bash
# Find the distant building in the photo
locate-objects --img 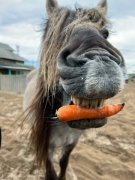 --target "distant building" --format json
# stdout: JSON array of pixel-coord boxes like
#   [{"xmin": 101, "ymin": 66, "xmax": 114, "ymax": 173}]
[
  {"xmin": 0, "ymin": 42, "xmax": 34, "ymax": 75},
  {"xmin": 128, "ymin": 73, "xmax": 135, "ymax": 82}
]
